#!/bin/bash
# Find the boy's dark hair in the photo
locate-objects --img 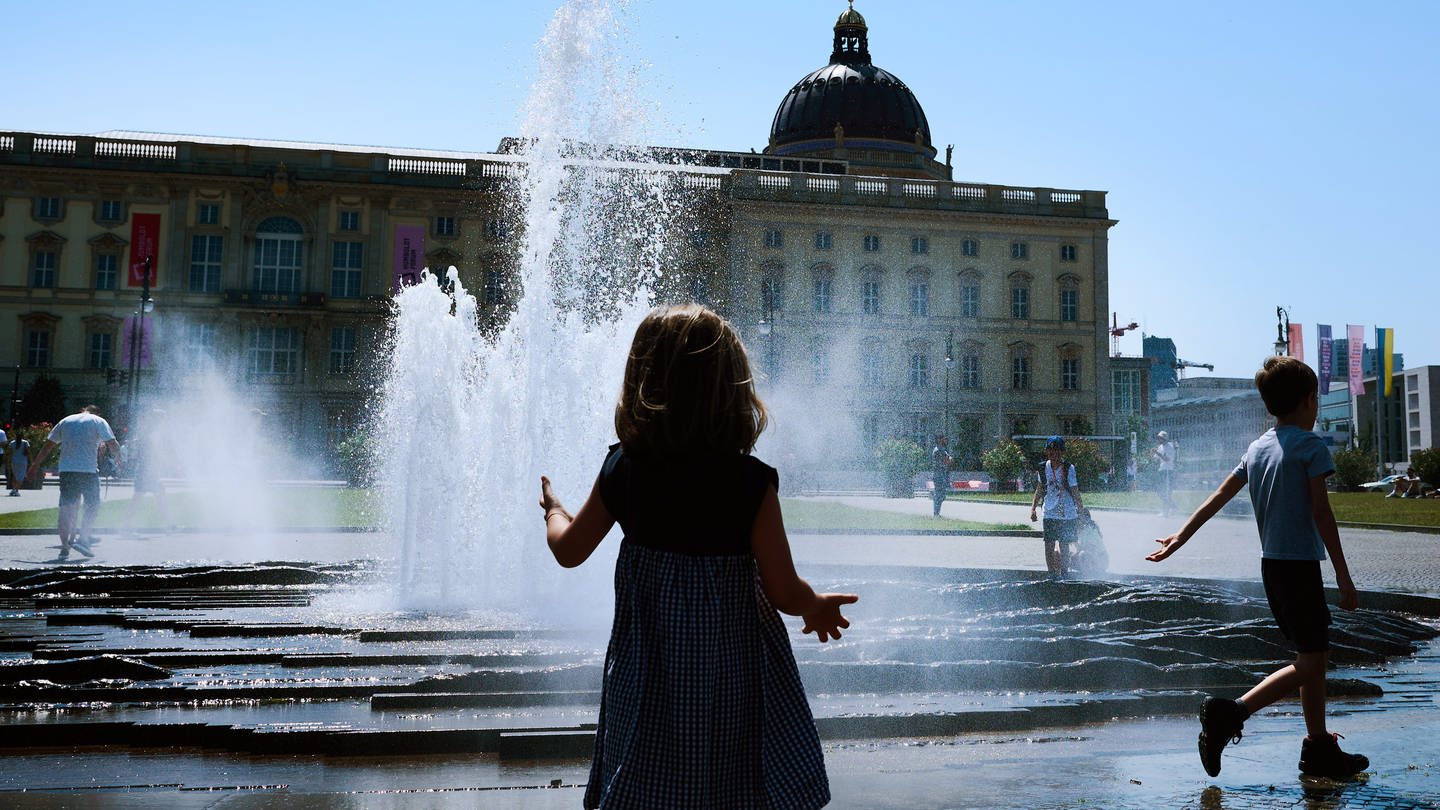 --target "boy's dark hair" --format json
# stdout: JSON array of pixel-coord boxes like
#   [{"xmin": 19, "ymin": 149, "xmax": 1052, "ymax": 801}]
[
  {"xmin": 615, "ymin": 304, "xmax": 768, "ymax": 456},
  {"xmin": 1254, "ymin": 356, "xmax": 1318, "ymax": 417}
]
